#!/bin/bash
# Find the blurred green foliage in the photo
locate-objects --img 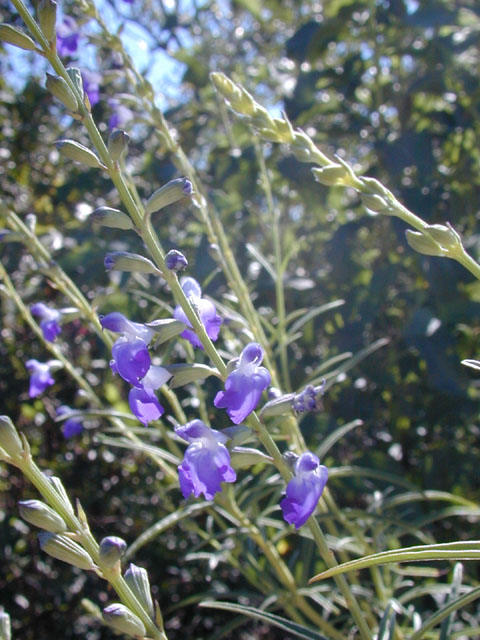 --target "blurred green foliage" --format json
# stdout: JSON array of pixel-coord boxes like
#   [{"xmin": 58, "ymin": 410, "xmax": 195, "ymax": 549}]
[{"xmin": 1, "ymin": 0, "xmax": 480, "ymax": 638}]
